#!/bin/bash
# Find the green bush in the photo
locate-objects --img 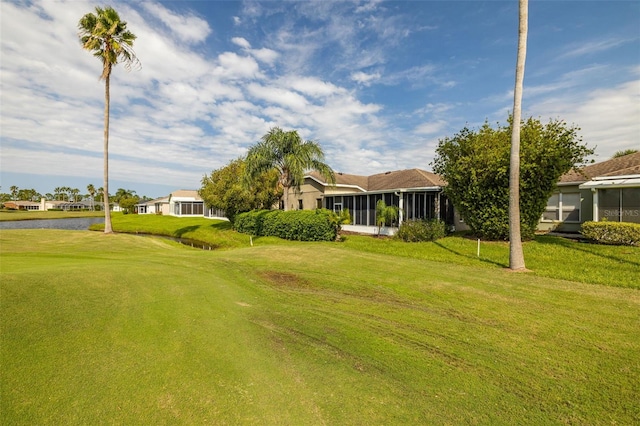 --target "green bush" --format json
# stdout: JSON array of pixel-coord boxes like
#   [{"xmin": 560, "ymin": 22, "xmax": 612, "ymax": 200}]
[
  {"xmin": 395, "ymin": 219, "xmax": 447, "ymax": 242},
  {"xmin": 581, "ymin": 221, "xmax": 640, "ymax": 246},
  {"xmin": 233, "ymin": 210, "xmax": 272, "ymax": 235},
  {"xmin": 234, "ymin": 209, "xmax": 339, "ymax": 241}
]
